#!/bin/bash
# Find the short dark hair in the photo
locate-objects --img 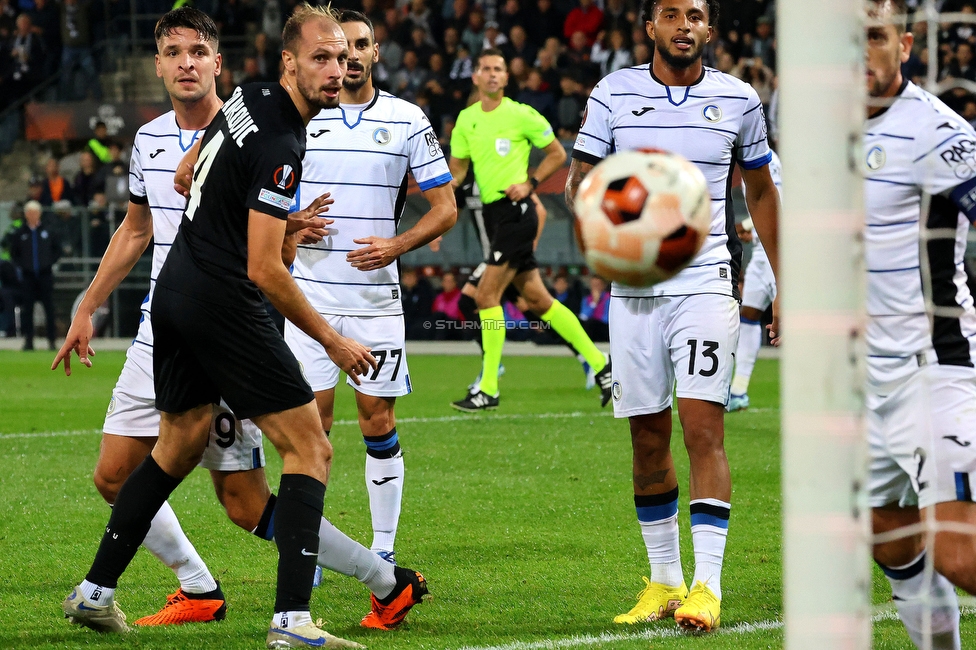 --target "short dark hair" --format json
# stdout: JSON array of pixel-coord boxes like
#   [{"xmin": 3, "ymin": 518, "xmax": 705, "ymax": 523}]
[
  {"xmin": 337, "ymin": 9, "xmax": 374, "ymax": 41},
  {"xmin": 477, "ymin": 47, "xmax": 507, "ymax": 69},
  {"xmin": 868, "ymin": 0, "xmax": 908, "ymax": 34},
  {"xmin": 640, "ymin": 0, "xmax": 720, "ymax": 26},
  {"xmin": 154, "ymin": 7, "xmax": 218, "ymax": 47}
]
